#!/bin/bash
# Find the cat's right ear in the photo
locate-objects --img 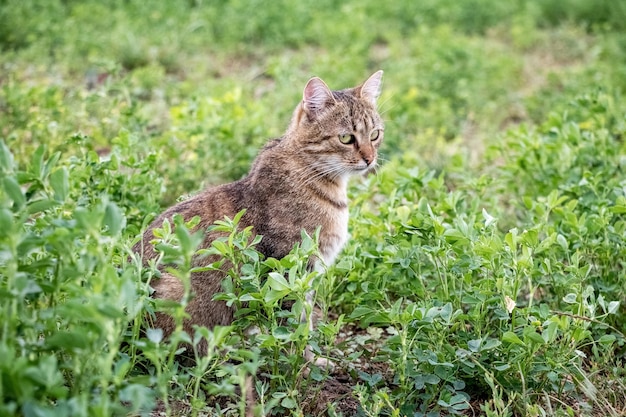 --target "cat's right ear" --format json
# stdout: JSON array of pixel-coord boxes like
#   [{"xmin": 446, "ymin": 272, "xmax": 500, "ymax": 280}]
[
  {"xmin": 302, "ymin": 77, "xmax": 335, "ymax": 118},
  {"xmin": 358, "ymin": 70, "xmax": 383, "ymax": 106}
]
